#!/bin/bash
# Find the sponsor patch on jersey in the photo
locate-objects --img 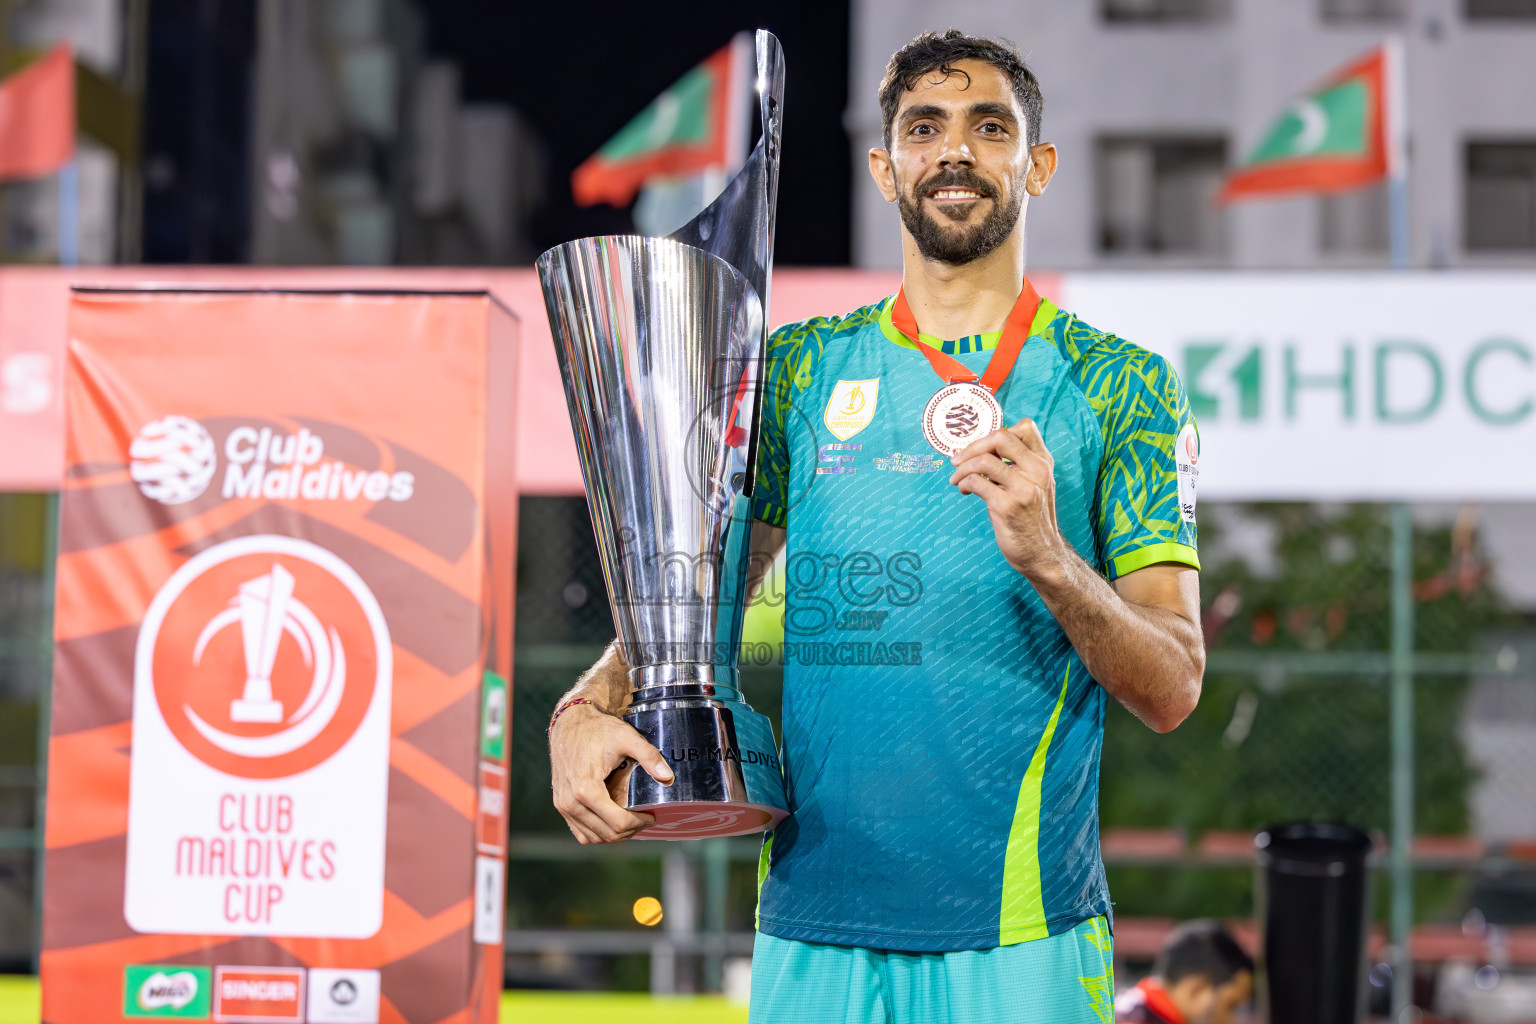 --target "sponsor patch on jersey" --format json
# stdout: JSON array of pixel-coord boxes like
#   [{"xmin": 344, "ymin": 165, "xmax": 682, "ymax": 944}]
[
  {"xmin": 824, "ymin": 379, "xmax": 879, "ymax": 440},
  {"xmin": 1175, "ymin": 422, "xmax": 1199, "ymax": 524},
  {"xmin": 816, "ymin": 443, "xmax": 860, "ymax": 475},
  {"xmin": 873, "ymin": 451, "xmax": 945, "ymax": 474}
]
